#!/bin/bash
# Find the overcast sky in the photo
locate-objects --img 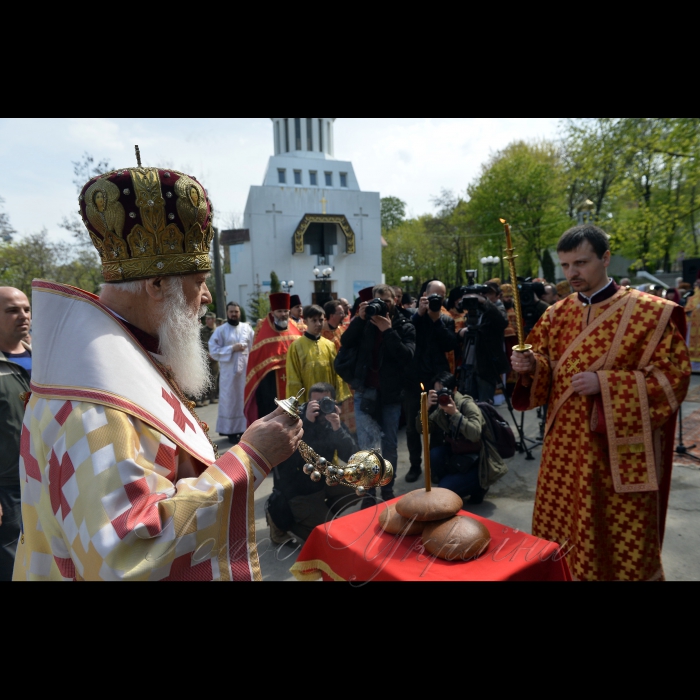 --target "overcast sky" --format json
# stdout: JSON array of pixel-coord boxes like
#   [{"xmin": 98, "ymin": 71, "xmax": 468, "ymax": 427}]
[{"xmin": 0, "ymin": 118, "xmax": 562, "ymax": 244}]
